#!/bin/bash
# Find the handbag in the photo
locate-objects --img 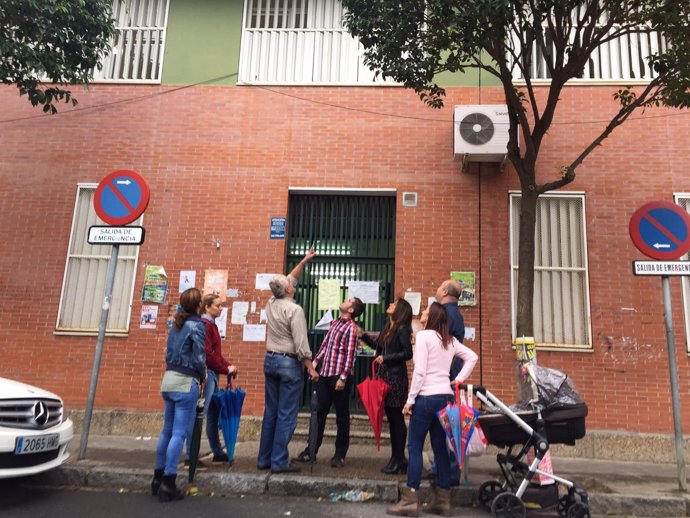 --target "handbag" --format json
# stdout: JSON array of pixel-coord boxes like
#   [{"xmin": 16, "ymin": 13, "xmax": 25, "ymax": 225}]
[{"xmin": 462, "ymin": 385, "xmax": 487, "ymax": 458}]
